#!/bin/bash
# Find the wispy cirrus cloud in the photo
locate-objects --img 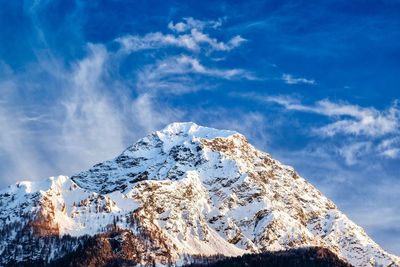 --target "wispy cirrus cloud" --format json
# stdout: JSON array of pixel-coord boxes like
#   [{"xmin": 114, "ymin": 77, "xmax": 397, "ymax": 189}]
[
  {"xmin": 122, "ymin": 18, "xmax": 254, "ymax": 95},
  {"xmin": 136, "ymin": 55, "xmax": 255, "ymax": 94},
  {"xmin": 117, "ymin": 17, "xmax": 246, "ymax": 53},
  {"xmin": 0, "ymin": 101, "xmax": 53, "ymax": 184},
  {"xmin": 338, "ymin": 141, "xmax": 372, "ymax": 165},
  {"xmin": 264, "ymin": 95, "xmax": 399, "ymax": 137},
  {"xmin": 255, "ymin": 95, "xmax": 400, "ymax": 164},
  {"xmin": 59, "ymin": 44, "xmax": 128, "ymax": 167},
  {"xmin": 282, "ymin": 74, "xmax": 315, "ymax": 85},
  {"xmin": 168, "ymin": 17, "xmax": 223, "ymax": 32},
  {"xmin": 377, "ymin": 137, "xmax": 400, "ymax": 159}
]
